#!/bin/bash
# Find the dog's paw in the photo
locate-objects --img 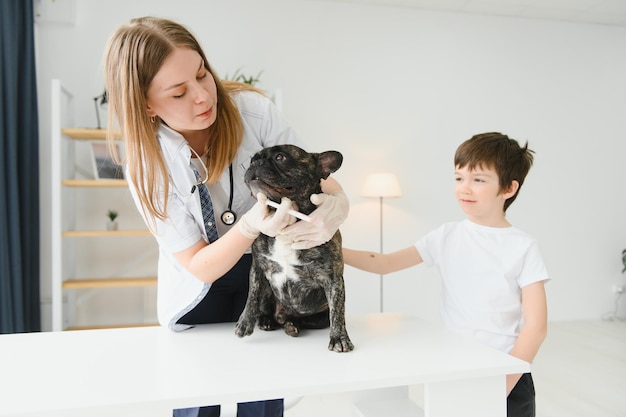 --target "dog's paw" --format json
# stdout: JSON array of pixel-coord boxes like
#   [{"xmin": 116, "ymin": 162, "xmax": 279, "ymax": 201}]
[
  {"xmin": 275, "ymin": 310, "xmax": 287, "ymax": 325},
  {"xmin": 258, "ymin": 315, "xmax": 280, "ymax": 331},
  {"xmin": 328, "ymin": 335, "xmax": 354, "ymax": 353},
  {"xmin": 234, "ymin": 318, "xmax": 256, "ymax": 338},
  {"xmin": 284, "ymin": 321, "xmax": 300, "ymax": 337}
]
